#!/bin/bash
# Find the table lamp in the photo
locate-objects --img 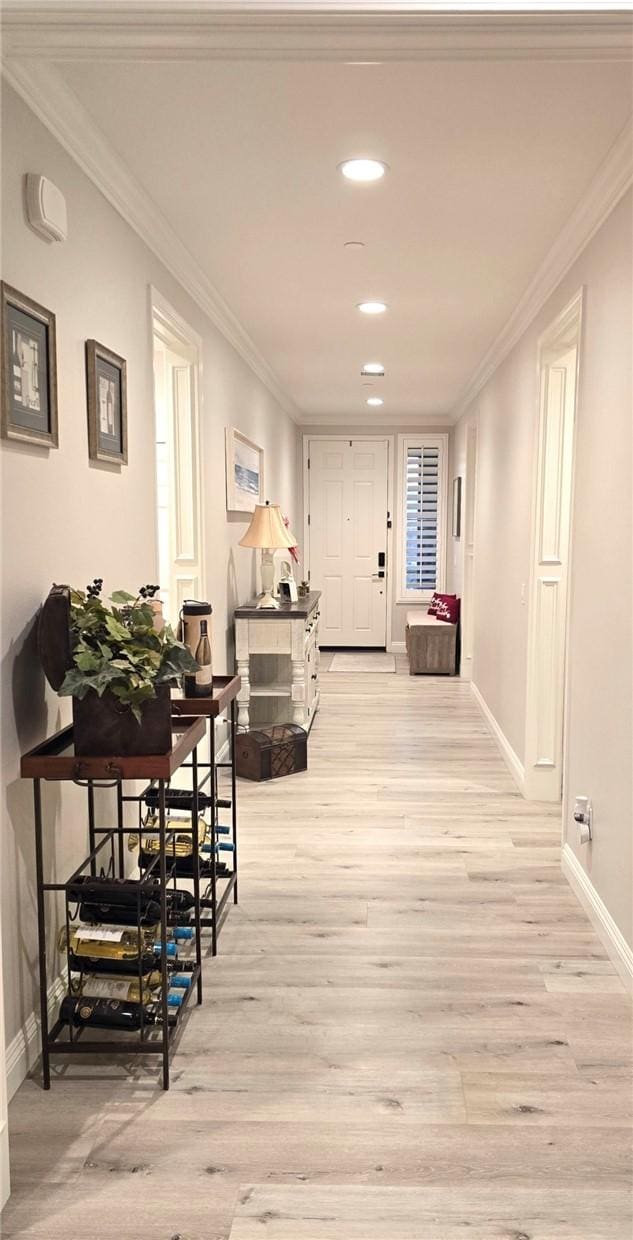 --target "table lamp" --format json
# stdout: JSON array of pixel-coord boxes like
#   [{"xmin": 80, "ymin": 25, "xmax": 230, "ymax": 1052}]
[{"xmin": 239, "ymin": 501, "xmax": 297, "ymax": 609}]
